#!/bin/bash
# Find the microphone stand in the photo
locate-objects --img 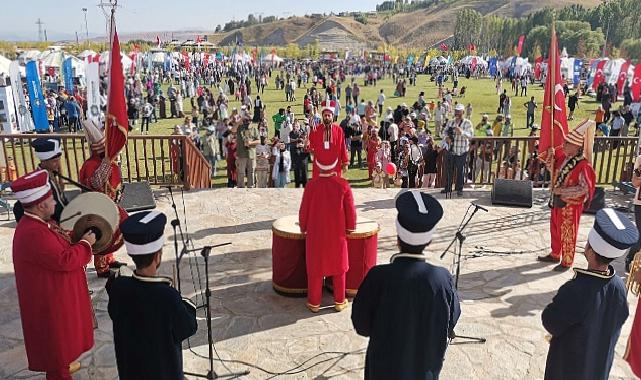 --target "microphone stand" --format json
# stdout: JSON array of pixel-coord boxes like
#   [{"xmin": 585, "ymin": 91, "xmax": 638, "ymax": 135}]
[
  {"xmin": 440, "ymin": 203, "xmax": 487, "ymax": 345},
  {"xmin": 183, "ymin": 244, "xmax": 250, "ymax": 380},
  {"xmin": 163, "ymin": 187, "xmax": 249, "ymax": 378}
]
